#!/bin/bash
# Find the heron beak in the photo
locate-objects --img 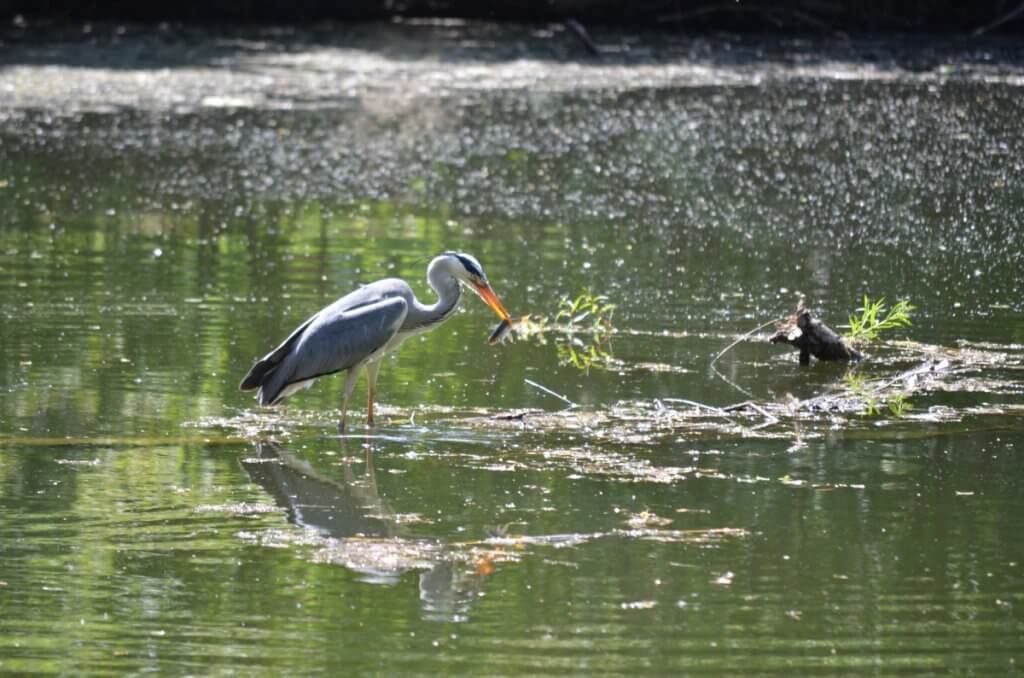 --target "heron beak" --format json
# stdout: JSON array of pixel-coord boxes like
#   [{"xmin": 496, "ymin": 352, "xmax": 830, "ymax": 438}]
[{"xmin": 474, "ymin": 282, "xmax": 511, "ymax": 322}]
